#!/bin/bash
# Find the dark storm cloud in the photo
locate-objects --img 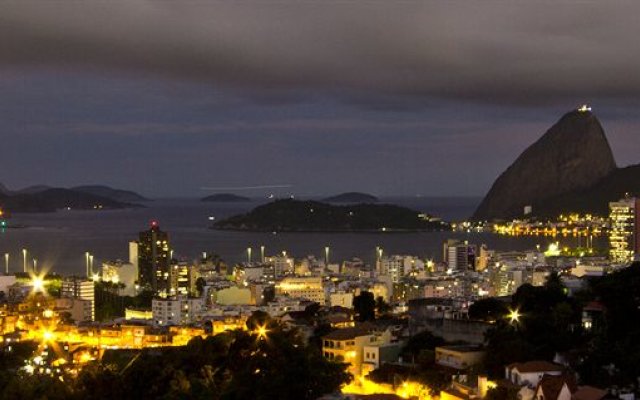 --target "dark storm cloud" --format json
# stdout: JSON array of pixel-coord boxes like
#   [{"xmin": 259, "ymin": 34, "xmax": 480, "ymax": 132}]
[{"xmin": 2, "ymin": 1, "xmax": 640, "ymax": 104}]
